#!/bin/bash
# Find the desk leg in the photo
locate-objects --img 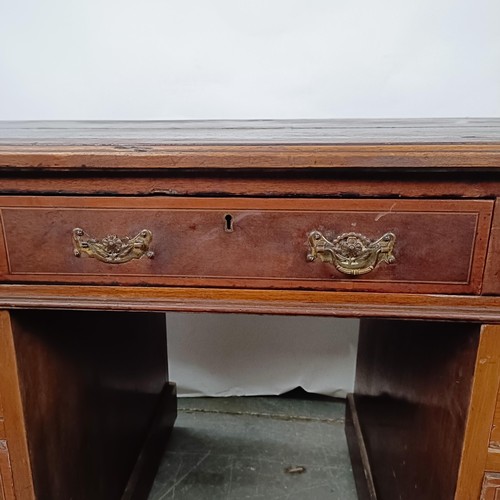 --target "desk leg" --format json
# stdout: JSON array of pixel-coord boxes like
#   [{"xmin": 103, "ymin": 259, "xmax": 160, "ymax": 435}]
[
  {"xmin": 0, "ymin": 309, "xmax": 177, "ymax": 500},
  {"xmin": 346, "ymin": 319, "xmax": 481, "ymax": 500}
]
